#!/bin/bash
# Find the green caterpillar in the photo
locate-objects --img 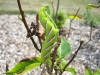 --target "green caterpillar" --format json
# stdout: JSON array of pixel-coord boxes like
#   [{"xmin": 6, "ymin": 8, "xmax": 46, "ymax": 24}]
[{"xmin": 38, "ymin": 5, "xmax": 59, "ymax": 64}]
